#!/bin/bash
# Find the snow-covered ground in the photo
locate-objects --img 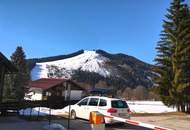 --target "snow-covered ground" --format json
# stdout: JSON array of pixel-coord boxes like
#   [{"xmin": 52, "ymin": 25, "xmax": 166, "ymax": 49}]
[
  {"xmin": 19, "ymin": 101, "xmax": 177, "ymax": 116},
  {"xmin": 19, "ymin": 107, "xmax": 65, "ymax": 116},
  {"xmin": 31, "ymin": 50, "xmax": 110, "ymax": 80},
  {"xmin": 127, "ymin": 101, "xmax": 177, "ymax": 113}
]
